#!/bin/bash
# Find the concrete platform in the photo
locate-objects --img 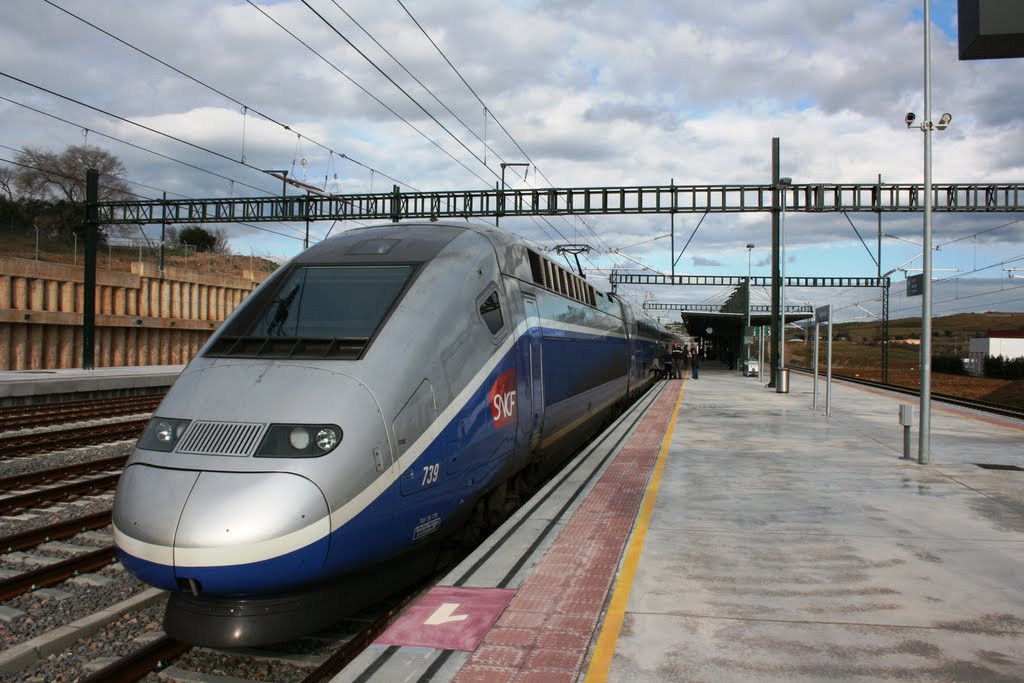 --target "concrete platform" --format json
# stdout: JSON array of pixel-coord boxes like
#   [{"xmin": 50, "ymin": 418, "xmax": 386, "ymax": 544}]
[
  {"xmin": 0, "ymin": 365, "xmax": 182, "ymax": 406},
  {"xmin": 340, "ymin": 364, "xmax": 1024, "ymax": 681},
  {"xmin": 592, "ymin": 367, "xmax": 1024, "ymax": 682}
]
